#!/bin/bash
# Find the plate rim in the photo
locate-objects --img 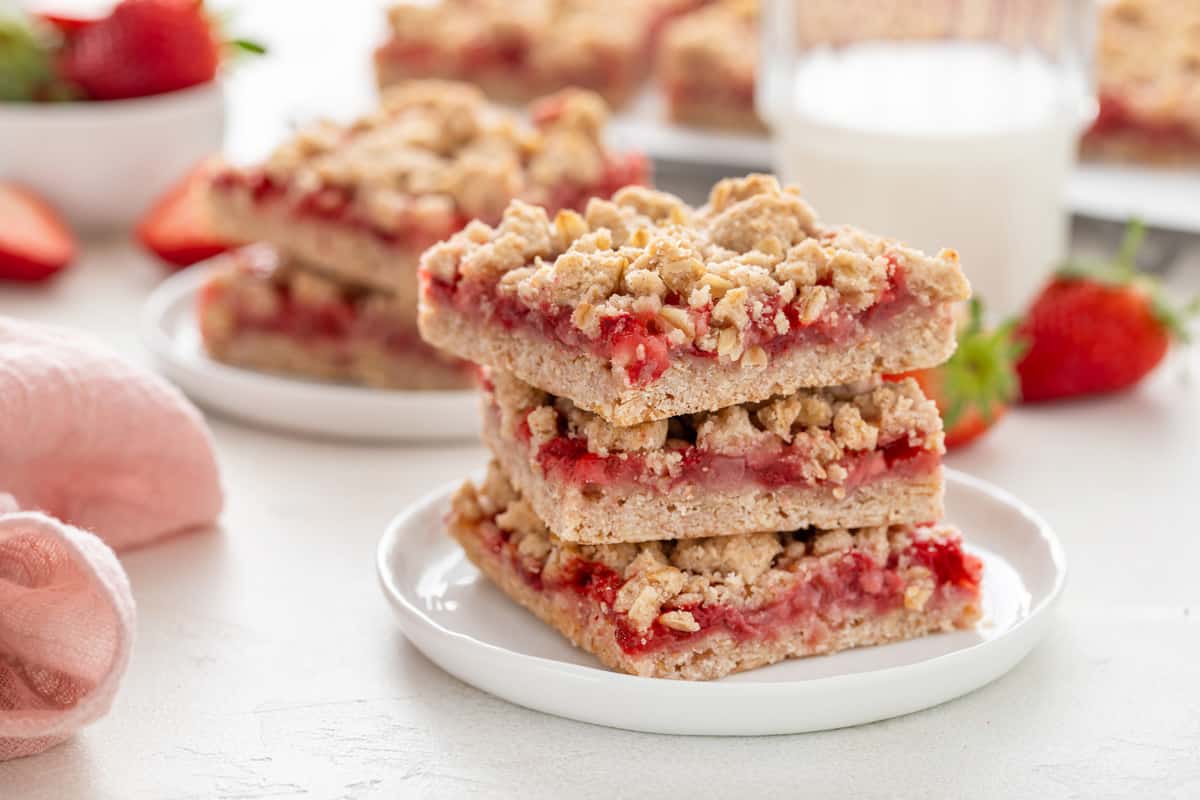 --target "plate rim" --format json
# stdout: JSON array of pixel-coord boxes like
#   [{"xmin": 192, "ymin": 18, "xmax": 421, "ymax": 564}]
[{"xmin": 377, "ymin": 468, "xmax": 1067, "ymax": 699}]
